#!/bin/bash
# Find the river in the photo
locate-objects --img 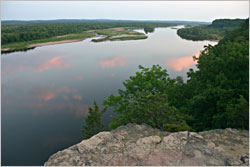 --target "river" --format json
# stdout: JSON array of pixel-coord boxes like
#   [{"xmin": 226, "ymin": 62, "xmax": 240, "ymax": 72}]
[{"xmin": 1, "ymin": 26, "xmax": 217, "ymax": 165}]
